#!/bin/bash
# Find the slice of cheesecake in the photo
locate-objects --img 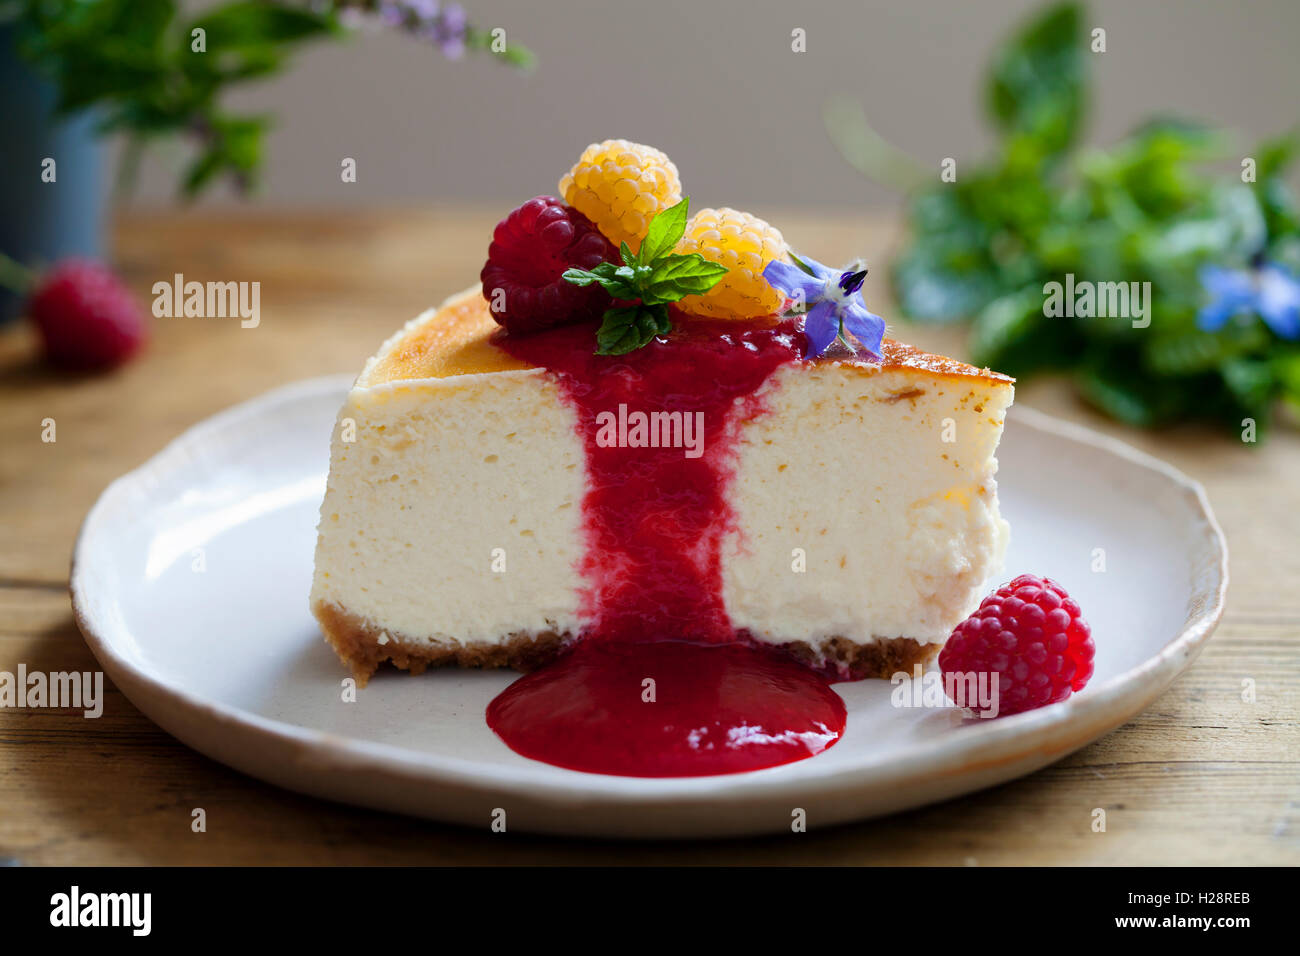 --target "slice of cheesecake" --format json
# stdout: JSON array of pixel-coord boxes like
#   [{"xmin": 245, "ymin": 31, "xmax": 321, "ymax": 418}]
[{"xmin": 310, "ymin": 287, "xmax": 1013, "ymax": 683}]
